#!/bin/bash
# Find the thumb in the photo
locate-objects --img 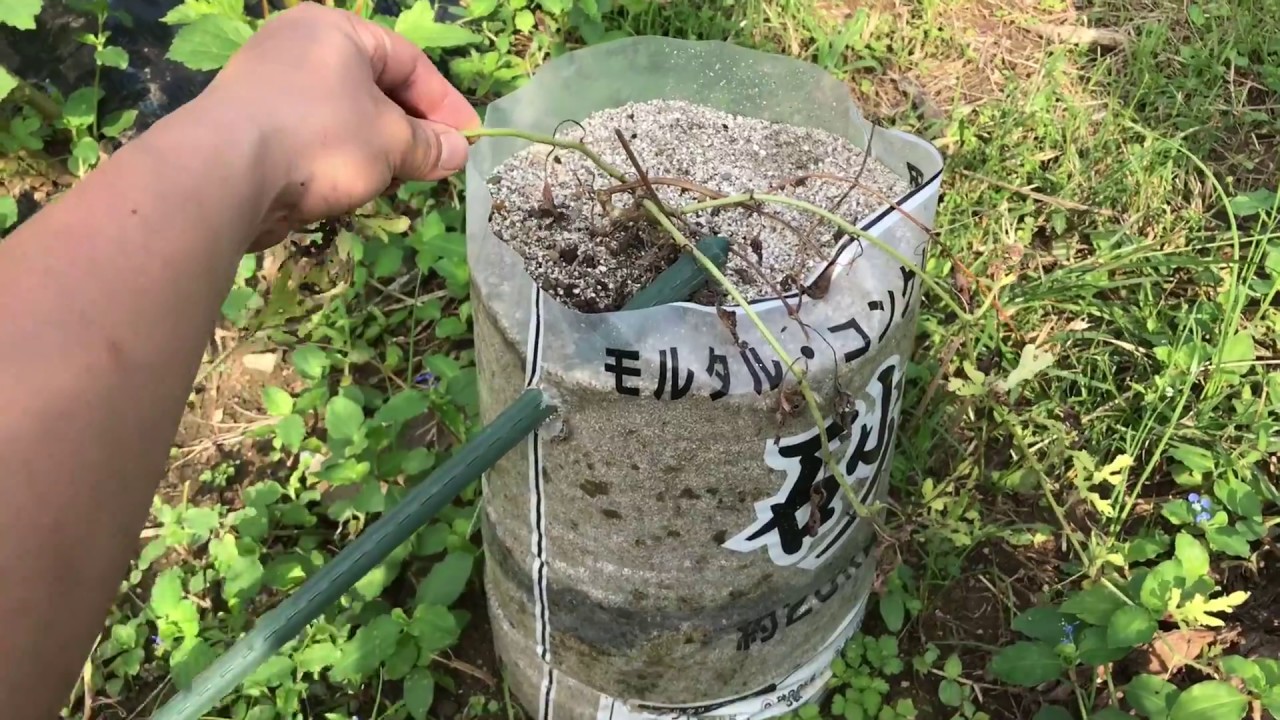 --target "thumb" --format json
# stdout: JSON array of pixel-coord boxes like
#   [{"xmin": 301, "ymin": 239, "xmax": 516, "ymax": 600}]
[{"xmin": 395, "ymin": 116, "xmax": 470, "ymax": 181}]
